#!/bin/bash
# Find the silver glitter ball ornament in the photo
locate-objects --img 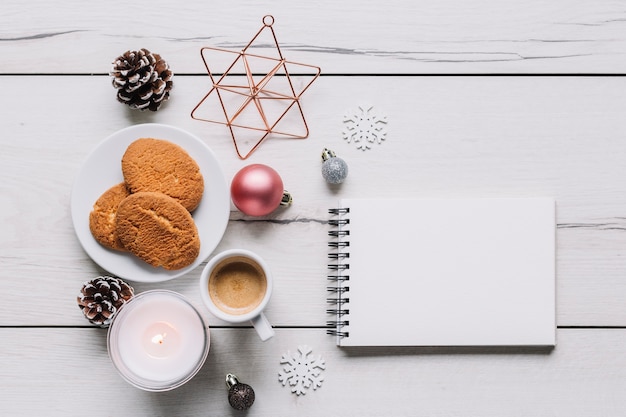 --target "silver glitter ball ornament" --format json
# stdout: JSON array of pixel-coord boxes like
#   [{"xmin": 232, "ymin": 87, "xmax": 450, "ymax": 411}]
[{"xmin": 321, "ymin": 148, "xmax": 348, "ymax": 184}]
